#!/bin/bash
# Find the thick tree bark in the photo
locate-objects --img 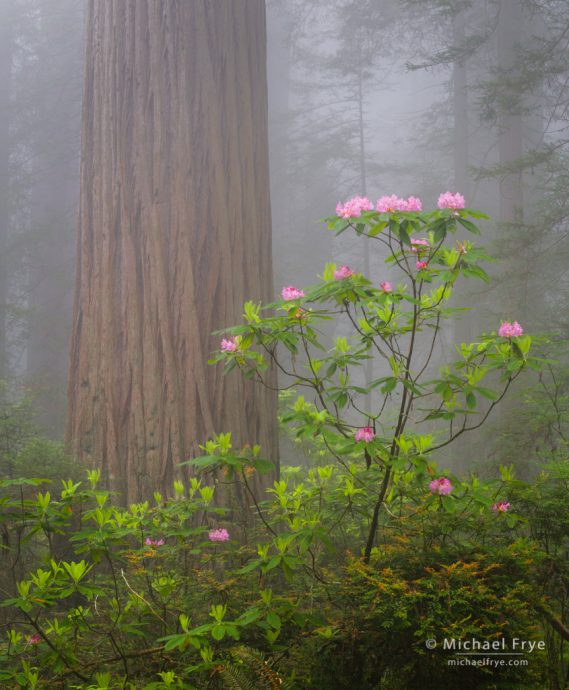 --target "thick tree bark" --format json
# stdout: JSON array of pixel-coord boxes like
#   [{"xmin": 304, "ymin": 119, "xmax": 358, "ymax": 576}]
[{"xmin": 67, "ymin": 0, "xmax": 278, "ymax": 502}]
